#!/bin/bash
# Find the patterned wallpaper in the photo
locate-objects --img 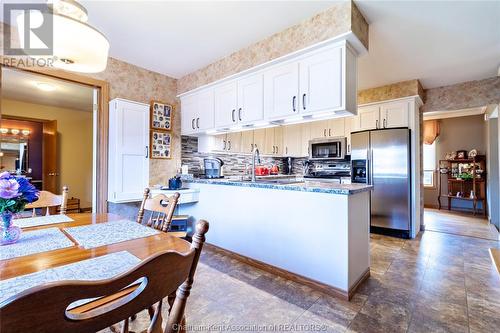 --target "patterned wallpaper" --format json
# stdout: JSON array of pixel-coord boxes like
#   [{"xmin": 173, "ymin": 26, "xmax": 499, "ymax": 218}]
[
  {"xmin": 422, "ymin": 76, "xmax": 500, "ymax": 113},
  {"xmin": 177, "ymin": 1, "xmax": 368, "ymax": 94},
  {"xmin": 357, "ymin": 79, "xmax": 424, "ymax": 105}
]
